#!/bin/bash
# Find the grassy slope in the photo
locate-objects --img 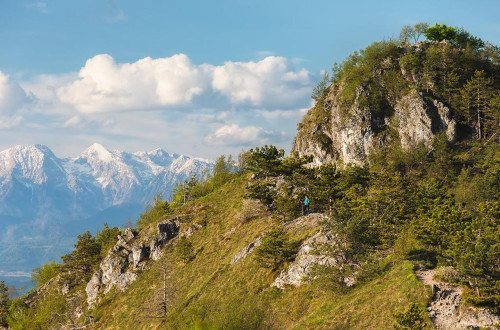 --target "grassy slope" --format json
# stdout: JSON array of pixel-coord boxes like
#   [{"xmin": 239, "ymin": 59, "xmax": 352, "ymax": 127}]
[{"xmin": 91, "ymin": 175, "xmax": 432, "ymax": 329}]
